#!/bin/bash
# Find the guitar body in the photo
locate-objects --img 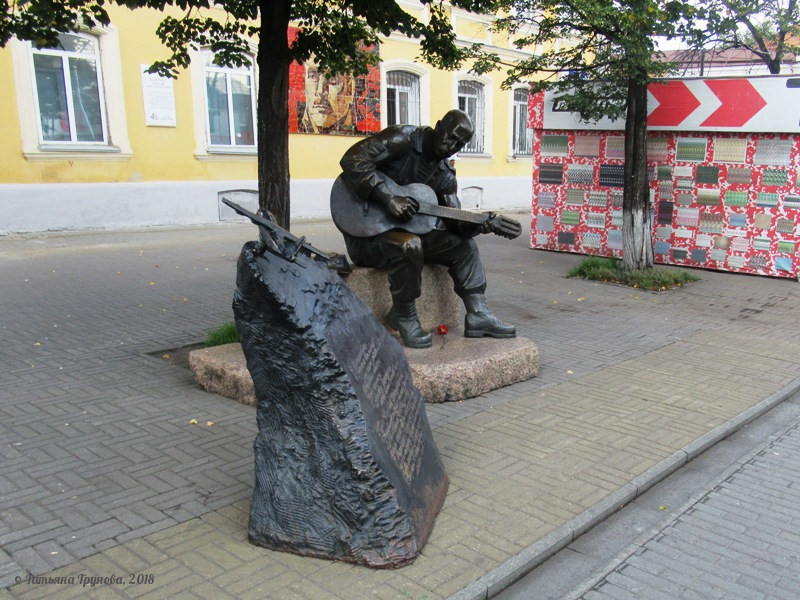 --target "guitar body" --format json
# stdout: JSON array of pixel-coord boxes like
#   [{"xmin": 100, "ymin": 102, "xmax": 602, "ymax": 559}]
[
  {"xmin": 330, "ymin": 174, "xmax": 522, "ymax": 240},
  {"xmin": 330, "ymin": 175, "xmax": 441, "ymax": 238}
]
